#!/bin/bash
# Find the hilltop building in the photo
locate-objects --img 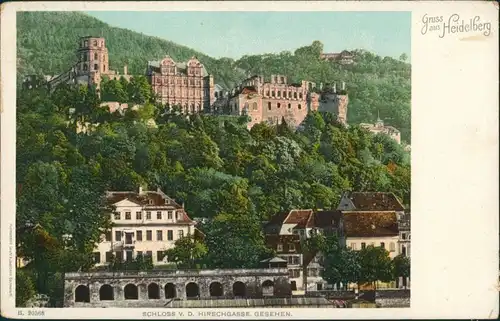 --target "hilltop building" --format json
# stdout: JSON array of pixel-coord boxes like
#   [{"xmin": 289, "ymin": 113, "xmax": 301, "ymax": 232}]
[
  {"xmin": 146, "ymin": 56, "xmax": 215, "ymax": 113},
  {"xmin": 94, "ymin": 187, "xmax": 197, "ymax": 266},
  {"xmin": 320, "ymin": 50, "xmax": 355, "ymax": 65},
  {"xmin": 220, "ymin": 75, "xmax": 348, "ymax": 130},
  {"xmin": 47, "ymin": 36, "xmax": 132, "ymax": 90},
  {"xmin": 359, "ymin": 117, "xmax": 402, "ymax": 144}
]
